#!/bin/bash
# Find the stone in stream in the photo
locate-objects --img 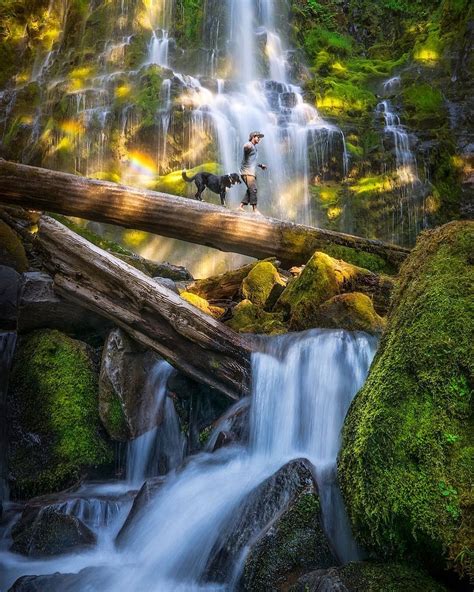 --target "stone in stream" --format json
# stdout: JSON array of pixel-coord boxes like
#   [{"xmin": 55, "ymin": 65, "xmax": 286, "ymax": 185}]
[
  {"xmin": 205, "ymin": 458, "xmax": 337, "ymax": 590},
  {"xmin": 289, "ymin": 562, "xmax": 449, "ymax": 592},
  {"xmin": 115, "ymin": 476, "xmax": 167, "ymax": 548},
  {"xmin": 10, "ymin": 506, "xmax": 96, "ymax": 557},
  {"xmin": 8, "ymin": 567, "xmax": 115, "ymax": 592}
]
